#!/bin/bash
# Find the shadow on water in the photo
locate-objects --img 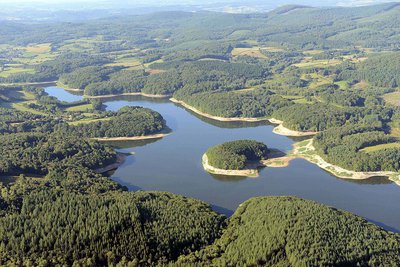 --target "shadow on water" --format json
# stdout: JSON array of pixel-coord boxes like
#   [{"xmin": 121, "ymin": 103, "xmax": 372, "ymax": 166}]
[
  {"xmin": 367, "ymin": 218, "xmax": 400, "ymax": 233},
  {"xmin": 211, "ymin": 204, "xmax": 234, "ymax": 217},
  {"xmin": 209, "ymin": 173, "xmax": 248, "ymax": 182},
  {"xmin": 344, "ymin": 176, "xmax": 394, "ymax": 185},
  {"xmin": 101, "ymin": 94, "xmax": 170, "ymax": 104},
  {"xmin": 45, "ymin": 86, "xmax": 400, "ymax": 232}
]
